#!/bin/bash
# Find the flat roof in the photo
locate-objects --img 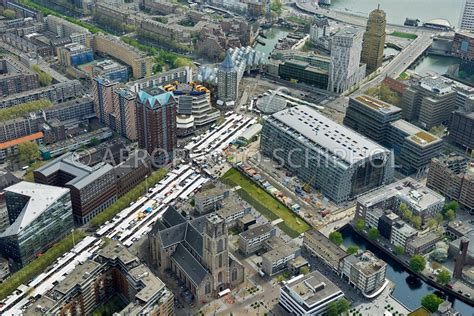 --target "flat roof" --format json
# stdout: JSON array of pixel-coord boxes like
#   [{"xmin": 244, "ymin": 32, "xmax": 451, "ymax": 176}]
[
  {"xmin": 304, "ymin": 229, "xmax": 347, "ymax": 260},
  {"xmin": 406, "ymin": 232, "xmax": 440, "ymax": 248},
  {"xmin": 270, "ymin": 105, "xmax": 389, "ymax": 165},
  {"xmin": 283, "ymin": 271, "xmax": 343, "ymax": 308},
  {"xmin": 239, "ymin": 223, "xmax": 274, "ymax": 240},
  {"xmin": 353, "ymin": 95, "xmax": 401, "ymax": 114},
  {"xmin": 390, "ymin": 120, "xmax": 441, "ymax": 147},
  {"xmin": 344, "ymin": 250, "xmax": 386, "ymax": 276}
]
